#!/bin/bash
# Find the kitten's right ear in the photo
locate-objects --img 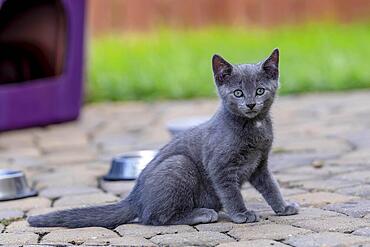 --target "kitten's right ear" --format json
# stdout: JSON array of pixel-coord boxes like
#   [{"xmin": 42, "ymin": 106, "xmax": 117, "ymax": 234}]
[{"xmin": 212, "ymin": 54, "xmax": 233, "ymax": 84}]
